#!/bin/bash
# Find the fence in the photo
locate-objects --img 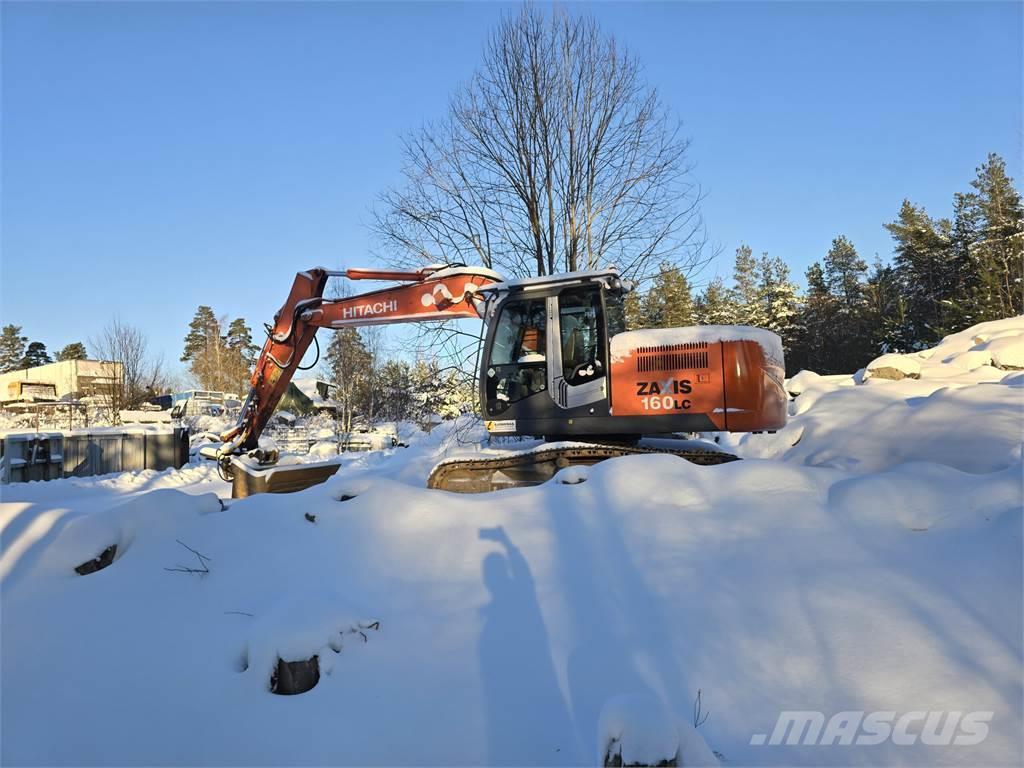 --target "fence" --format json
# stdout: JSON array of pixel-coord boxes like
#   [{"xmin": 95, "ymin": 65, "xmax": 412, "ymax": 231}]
[{"xmin": 0, "ymin": 427, "xmax": 190, "ymax": 484}]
